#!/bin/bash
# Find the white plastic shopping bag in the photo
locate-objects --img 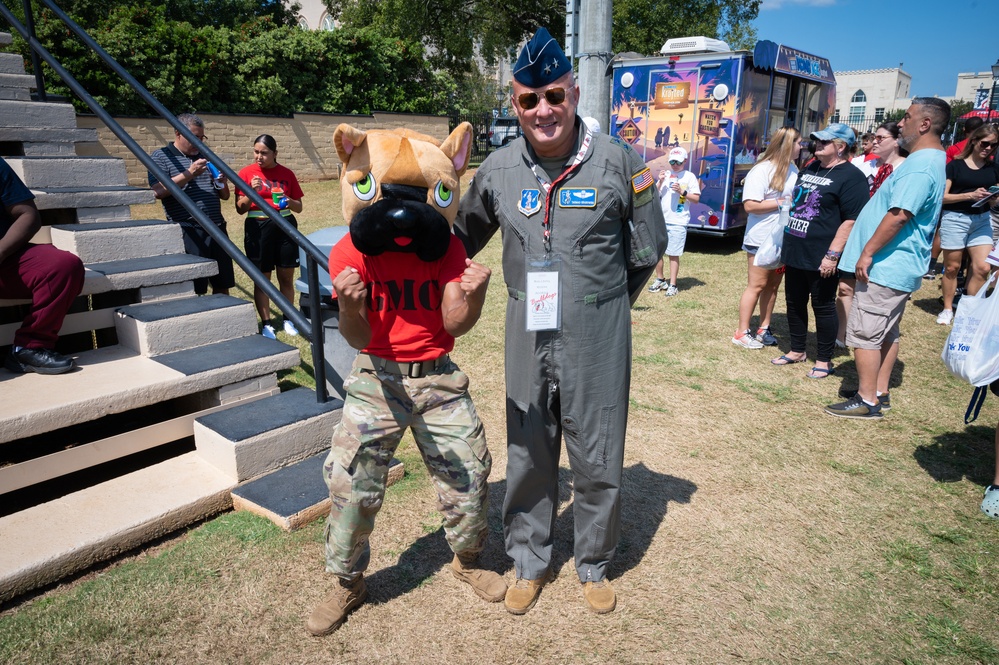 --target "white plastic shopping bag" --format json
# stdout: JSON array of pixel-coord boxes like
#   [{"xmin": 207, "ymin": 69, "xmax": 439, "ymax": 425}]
[
  {"xmin": 942, "ymin": 272, "xmax": 999, "ymax": 386},
  {"xmin": 753, "ymin": 219, "xmax": 784, "ymax": 270}
]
